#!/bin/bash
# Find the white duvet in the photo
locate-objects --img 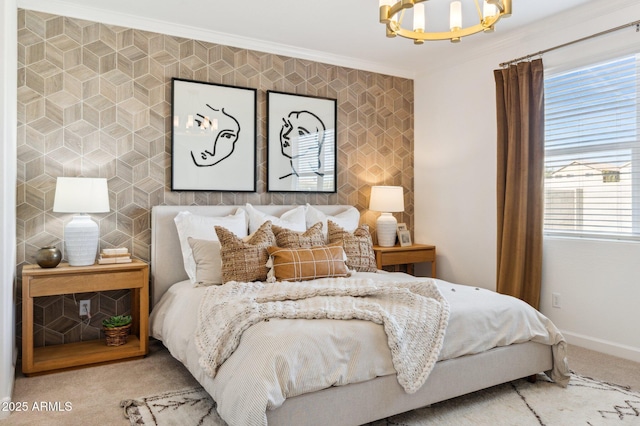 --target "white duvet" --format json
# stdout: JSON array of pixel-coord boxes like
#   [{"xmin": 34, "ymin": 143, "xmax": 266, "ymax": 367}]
[{"xmin": 150, "ymin": 272, "xmax": 569, "ymax": 426}]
